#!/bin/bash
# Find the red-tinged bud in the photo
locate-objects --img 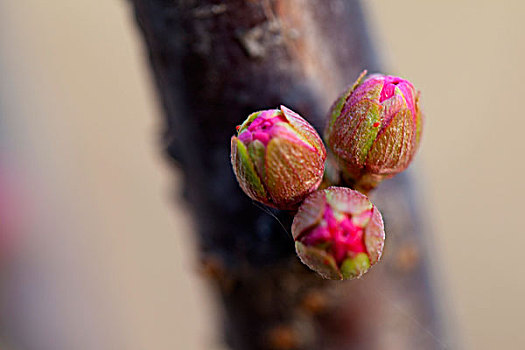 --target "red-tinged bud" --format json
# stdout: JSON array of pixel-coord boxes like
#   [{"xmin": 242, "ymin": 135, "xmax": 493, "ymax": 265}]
[
  {"xmin": 292, "ymin": 187, "xmax": 385, "ymax": 280},
  {"xmin": 325, "ymin": 71, "xmax": 423, "ymax": 192},
  {"xmin": 231, "ymin": 106, "xmax": 326, "ymax": 210}
]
